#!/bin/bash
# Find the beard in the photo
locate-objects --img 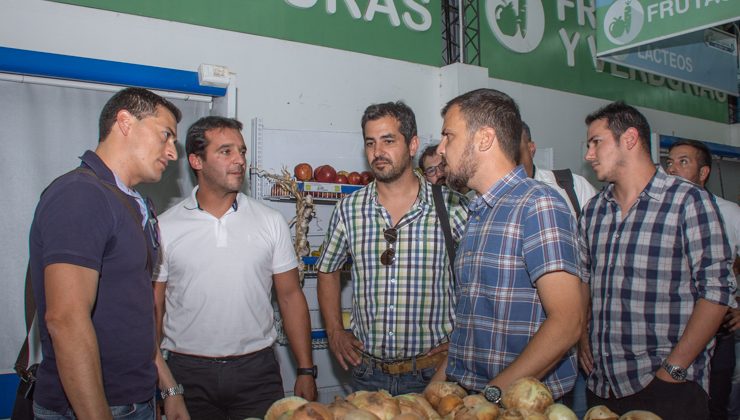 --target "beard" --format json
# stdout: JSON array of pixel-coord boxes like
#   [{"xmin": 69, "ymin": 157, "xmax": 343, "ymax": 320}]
[
  {"xmin": 446, "ymin": 141, "xmax": 476, "ymax": 192},
  {"xmin": 372, "ymin": 154, "xmax": 411, "ymax": 183}
]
